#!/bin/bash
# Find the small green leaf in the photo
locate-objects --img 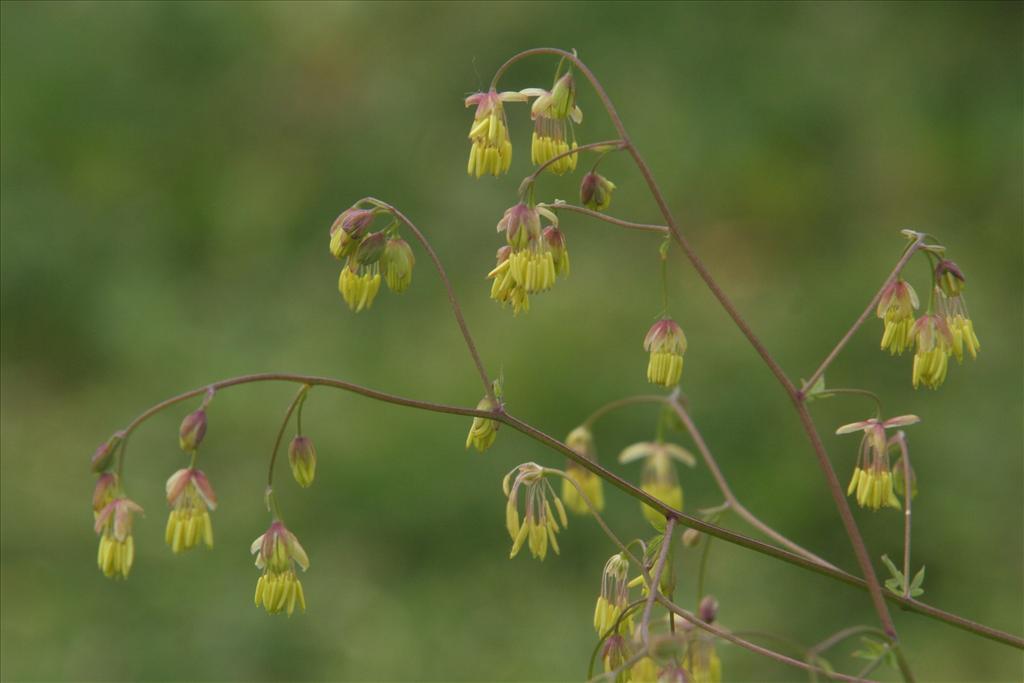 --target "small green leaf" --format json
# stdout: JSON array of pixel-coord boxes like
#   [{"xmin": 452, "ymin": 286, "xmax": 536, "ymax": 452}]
[
  {"xmin": 803, "ymin": 375, "xmax": 828, "ymax": 401},
  {"xmin": 880, "ymin": 554, "xmax": 905, "ymax": 586},
  {"xmin": 910, "ymin": 565, "xmax": 926, "ymax": 591}
]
